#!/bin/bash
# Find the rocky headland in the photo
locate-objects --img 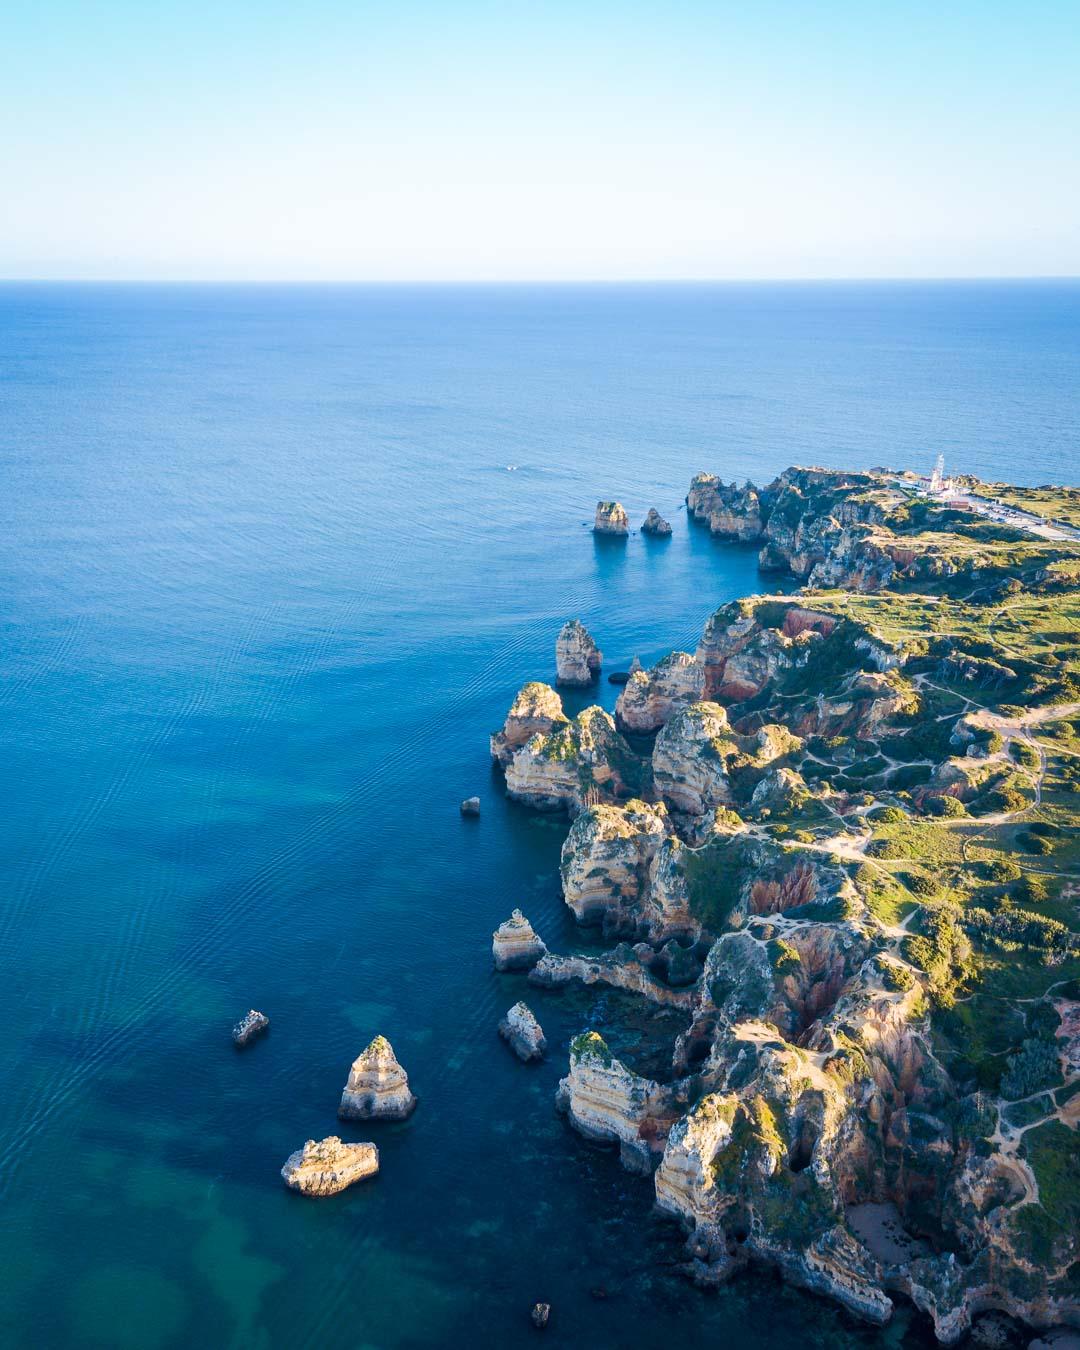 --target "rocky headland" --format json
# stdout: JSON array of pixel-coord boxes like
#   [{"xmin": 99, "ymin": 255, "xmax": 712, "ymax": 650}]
[{"xmin": 488, "ymin": 466, "xmax": 1080, "ymax": 1343}]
